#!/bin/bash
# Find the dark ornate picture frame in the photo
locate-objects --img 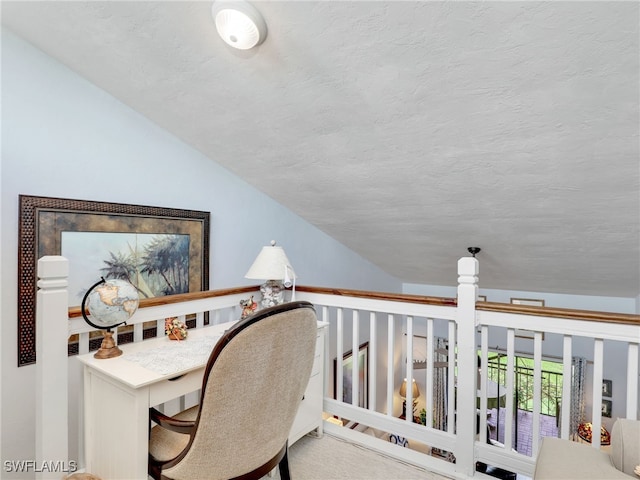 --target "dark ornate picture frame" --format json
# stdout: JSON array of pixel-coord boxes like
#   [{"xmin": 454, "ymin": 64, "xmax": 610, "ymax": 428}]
[{"xmin": 17, "ymin": 195, "xmax": 210, "ymax": 366}]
